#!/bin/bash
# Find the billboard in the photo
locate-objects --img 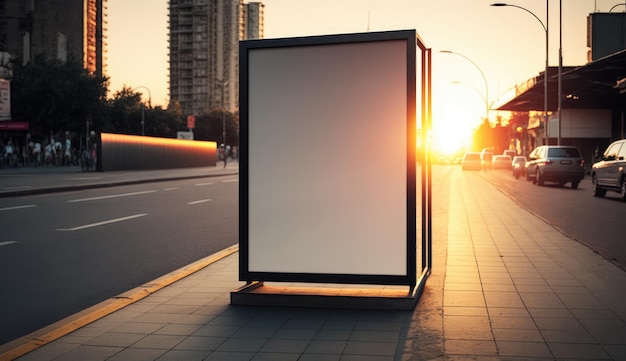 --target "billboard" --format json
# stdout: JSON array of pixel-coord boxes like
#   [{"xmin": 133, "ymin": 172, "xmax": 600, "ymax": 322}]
[{"xmin": 239, "ymin": 30, "xmax": 422, "ymax": 287}]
